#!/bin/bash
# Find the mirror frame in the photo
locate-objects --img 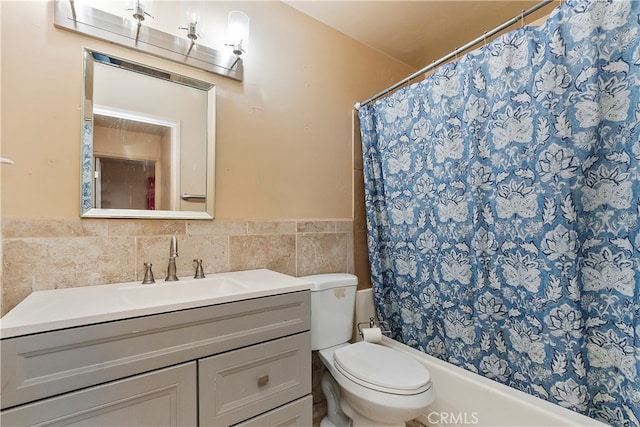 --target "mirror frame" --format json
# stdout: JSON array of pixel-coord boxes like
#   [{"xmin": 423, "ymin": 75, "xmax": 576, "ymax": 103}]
[{"xmin": 81, "ymin": 48, "xmax": 216, "ymax": 220}]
